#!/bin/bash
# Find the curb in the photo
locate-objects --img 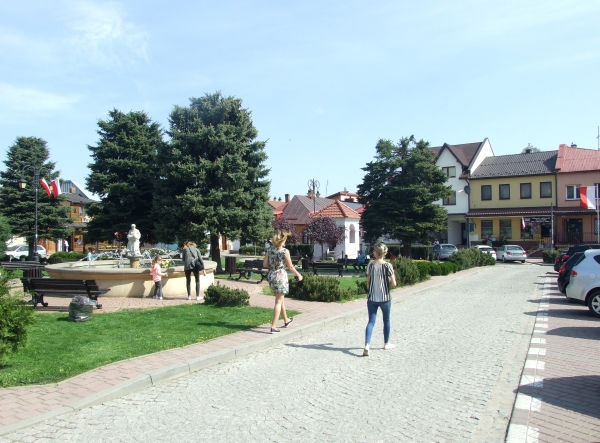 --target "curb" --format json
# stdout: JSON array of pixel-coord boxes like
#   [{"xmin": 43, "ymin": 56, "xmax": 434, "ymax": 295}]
[{"xmin": 0, "ymin": 266, "xmax": 487, "ymax": 437}]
